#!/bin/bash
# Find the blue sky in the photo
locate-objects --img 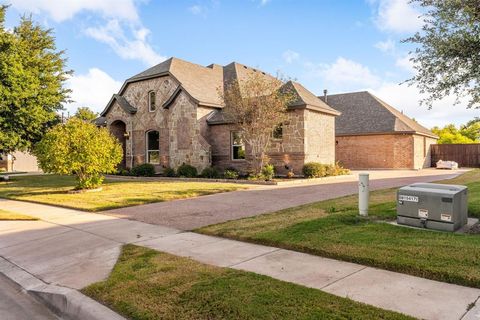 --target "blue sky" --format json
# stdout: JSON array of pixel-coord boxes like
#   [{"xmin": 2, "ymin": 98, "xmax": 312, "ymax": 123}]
[{"xmin": 4, "ymin": 0, "xmax": 478, "ymax": 127}]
